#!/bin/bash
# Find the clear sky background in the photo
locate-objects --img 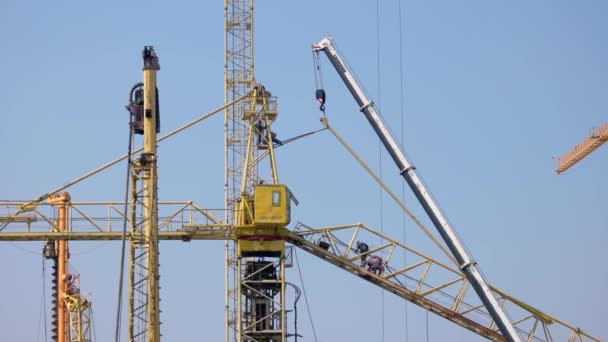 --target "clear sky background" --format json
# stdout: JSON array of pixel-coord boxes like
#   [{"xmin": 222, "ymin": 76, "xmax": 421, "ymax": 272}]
[{"xmin": 1, "ymin": 1, "xmax": 606, "ymax": 341}]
